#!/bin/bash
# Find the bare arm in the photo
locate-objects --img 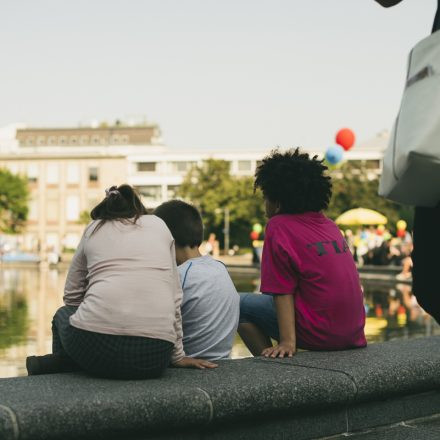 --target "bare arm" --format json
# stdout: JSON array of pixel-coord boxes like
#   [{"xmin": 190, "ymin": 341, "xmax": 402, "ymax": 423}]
[
  {"xmin": 374, "ymin": 0, "xmax": 403, "ymax": 7},
  {"xmin": 262, "ymin": 294, "xmax": 296, "ymax": 358},
  {"xmin": 170, "ymin": 242, "xmax": 185, "ymax": 364}
]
